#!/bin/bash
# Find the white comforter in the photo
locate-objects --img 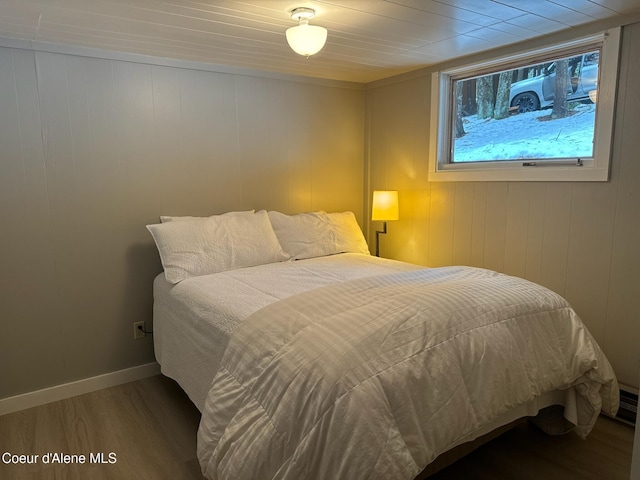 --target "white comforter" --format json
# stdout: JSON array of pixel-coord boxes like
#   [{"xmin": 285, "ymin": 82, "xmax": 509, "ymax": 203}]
[{"xmin": 197, "ymin": 266, "xmax": 618, "ymax": 480}]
